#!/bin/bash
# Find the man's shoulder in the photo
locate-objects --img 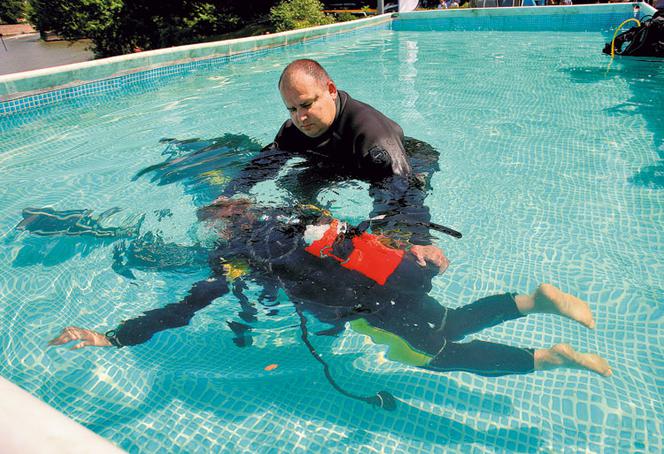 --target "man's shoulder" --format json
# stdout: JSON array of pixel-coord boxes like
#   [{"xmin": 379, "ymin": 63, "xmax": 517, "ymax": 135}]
[
  {"xmin": 338, "ymin": 91, "xmax": 403, "ymax": 140},
  {"xmin": 340, "ymin": 91, "xmax": 390, "ymax": 122}
]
